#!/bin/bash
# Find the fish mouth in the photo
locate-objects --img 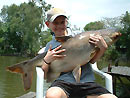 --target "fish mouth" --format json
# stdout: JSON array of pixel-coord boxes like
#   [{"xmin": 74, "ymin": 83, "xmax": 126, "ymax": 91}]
[
  {"xmin": 111, "ymin": 32, "xmax": 122, "ymax": 41},
  {"xmin": 114, "ymin": 32, "xmax": 122, "ymax": 38}
]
